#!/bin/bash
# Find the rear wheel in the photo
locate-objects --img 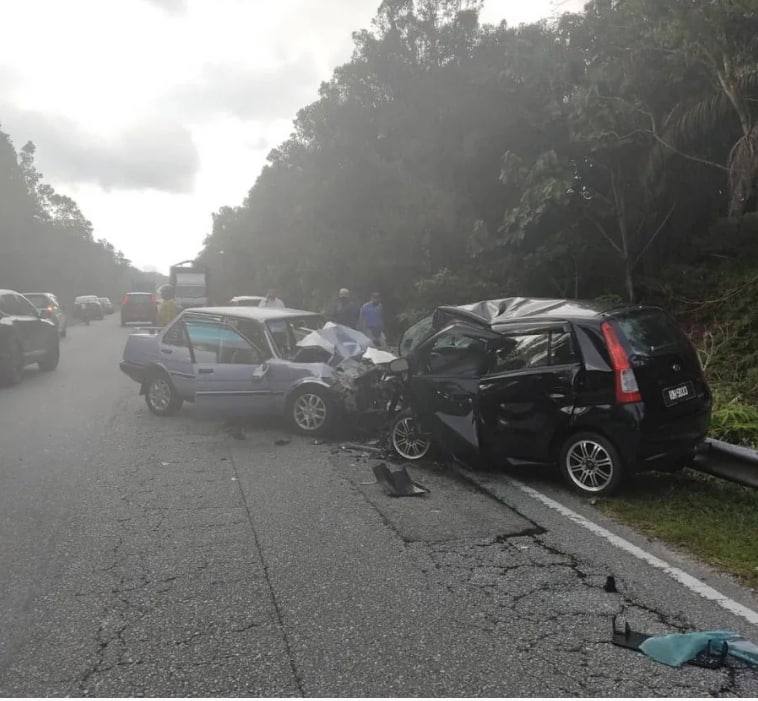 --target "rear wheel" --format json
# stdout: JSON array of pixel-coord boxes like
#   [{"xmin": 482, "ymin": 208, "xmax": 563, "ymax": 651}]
[
  {"xmin": 391, "ymin": 412, "xmax": 431, "ymax": 461},
  {"xmin": 559, "ymin": 432, "xmax": 624, "ymax": 496},
  {"xmin": 288, "ymin": 386, "xmax": 335, "ymax": 436},
  {"xmin": 0, "ymin": 340, "xmax": 24, "ymax": 385},
  {"xmin": 38, "ymin": 341, "xmax": 59, "ymax": 371},
  {"xmin": 144, "ymin": 373, "xmax": 183, "ymax": 416}
]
